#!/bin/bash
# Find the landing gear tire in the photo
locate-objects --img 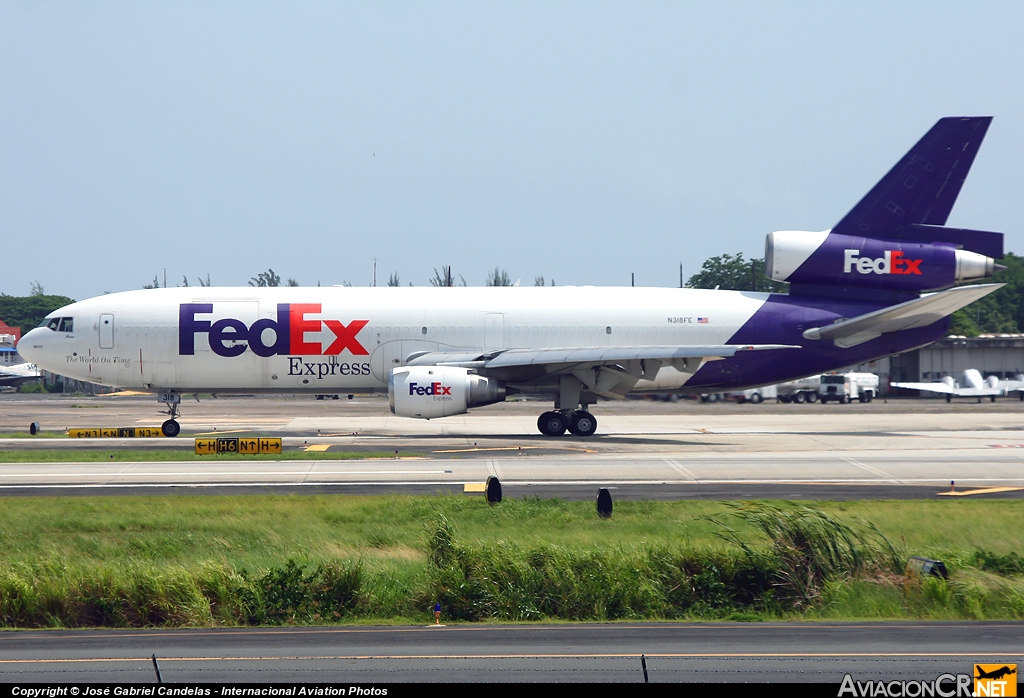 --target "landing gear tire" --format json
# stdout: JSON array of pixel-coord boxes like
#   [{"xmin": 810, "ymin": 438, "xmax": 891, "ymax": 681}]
[
  {"xmin": 537, "ymin": 411, "xmax": 568, "ymax": 436},
  {"xmin": 568, "ymin": 411, "xmax": 598, "ymax": 437},
  {"xmin": 161, "ymin": 419, "xmax": 181, "ymax": 437},
  {"xmin": 749, "ymin": 392, "xmax": 763, "ymax": 404},
  {"xmin": 946, "ymin": 394, "xmax": 953, "ymax": 403}
]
